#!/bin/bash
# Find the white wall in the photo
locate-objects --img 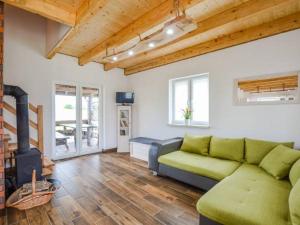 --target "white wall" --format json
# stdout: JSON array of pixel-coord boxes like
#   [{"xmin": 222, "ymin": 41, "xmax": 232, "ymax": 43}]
[
  {"xmin": 4, "ymin": 6, "xmax": 129, "ymax": 157},
  {"xmin": 128, "ymin": 29, "xmax": 300, "ymax": 147}
]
